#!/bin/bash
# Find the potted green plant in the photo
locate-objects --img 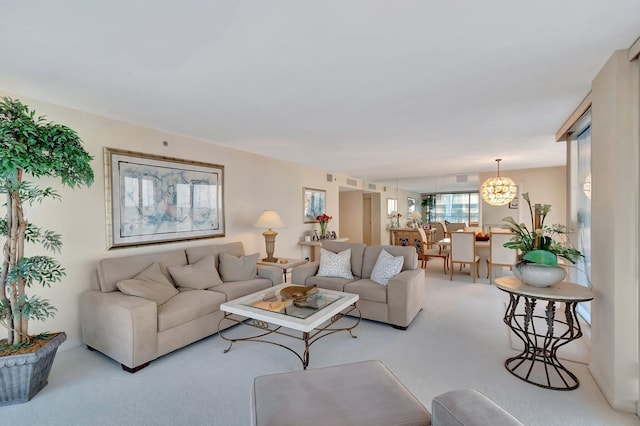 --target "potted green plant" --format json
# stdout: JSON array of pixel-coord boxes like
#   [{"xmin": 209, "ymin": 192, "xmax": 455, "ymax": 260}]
[
  {"xmin": 0, "ymin": 97, "xmax": 93, "ymax": 405},
  {"xmin": 501, "ymin": 192, "xmax": 582, "ymax": 287}
]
